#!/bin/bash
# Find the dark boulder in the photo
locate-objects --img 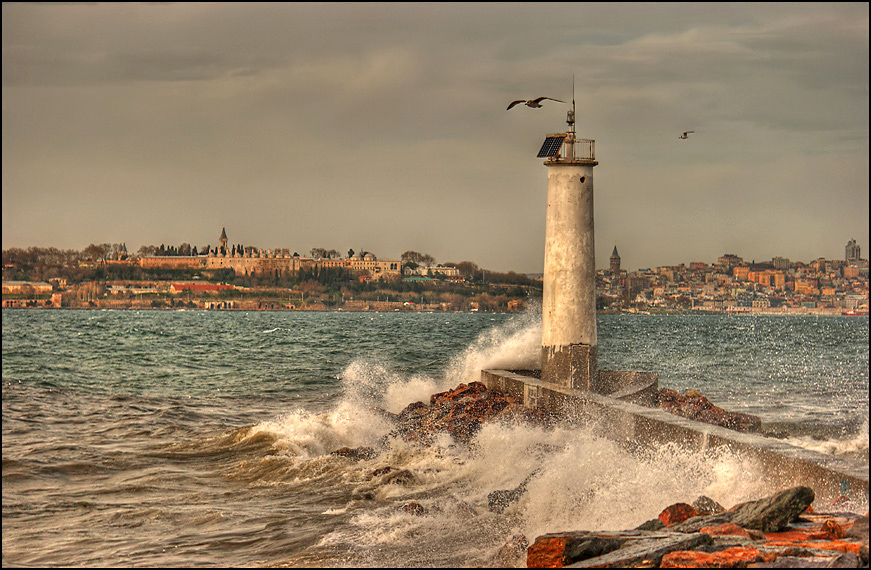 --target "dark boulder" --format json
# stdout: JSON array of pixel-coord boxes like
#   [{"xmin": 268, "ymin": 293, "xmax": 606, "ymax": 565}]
[{"xmin": 727, "ymin": 486, "xmax": 815, "ymax": 532}]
